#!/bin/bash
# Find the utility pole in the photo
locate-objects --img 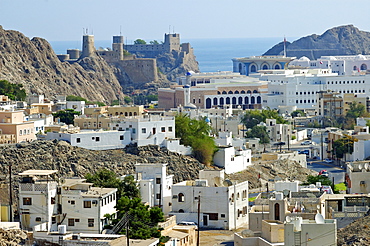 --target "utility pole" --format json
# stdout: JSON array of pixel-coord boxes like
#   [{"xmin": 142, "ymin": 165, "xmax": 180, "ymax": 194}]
[
  {"xmin": 197, "ymin": 195, "xmax": 200, "ymax": 246},
  {"xmin": 126, "ymin": 220, "xmax": 130, "ymax": 246},
  {"xmin": 9, "ymin": 164, "xmax": 12, "ymax": 222}
]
